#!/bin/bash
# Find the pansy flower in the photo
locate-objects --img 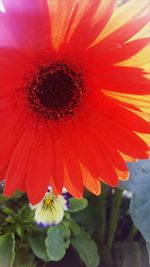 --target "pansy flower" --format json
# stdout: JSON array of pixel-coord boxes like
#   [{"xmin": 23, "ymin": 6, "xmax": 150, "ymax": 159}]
[
  {"xmin": 30, "ymin": 188, "xmax": 69, "ymax": 227},
  {"xmin": 0, "ymin": 0, "xmax": 149, "ymax": 204}
]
